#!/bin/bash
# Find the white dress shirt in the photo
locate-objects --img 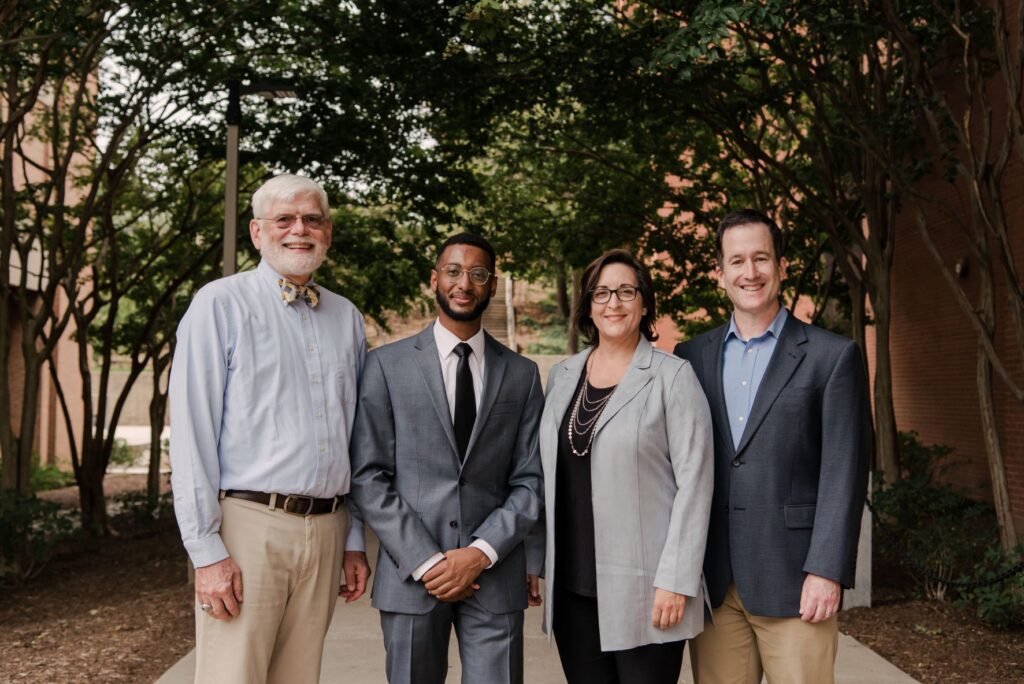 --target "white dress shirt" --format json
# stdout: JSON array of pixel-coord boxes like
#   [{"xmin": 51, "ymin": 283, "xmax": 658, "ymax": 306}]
[
  {"xmin": 169, "ymin": 260, "xmax": 366, "ymax": 568},
  {"xmin": 410, "ymin": 319, "xmax": 499, "ymax": 581}
]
